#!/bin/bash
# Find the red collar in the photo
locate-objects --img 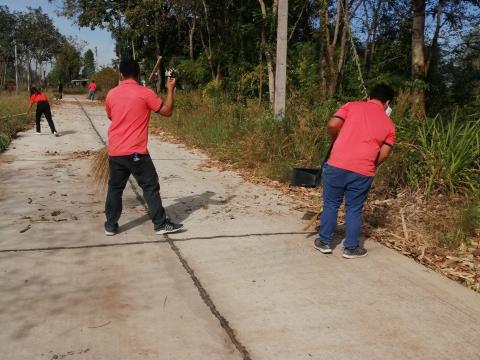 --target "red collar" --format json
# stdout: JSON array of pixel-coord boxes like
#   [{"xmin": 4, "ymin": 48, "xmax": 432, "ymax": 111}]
[
  {"xmin": 120, "ymin": 79, "xmax": 138, "ymax": 85},
  {"xmin": 367, "ymin": 99, "xmax": 385, "ymax": 108}
]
